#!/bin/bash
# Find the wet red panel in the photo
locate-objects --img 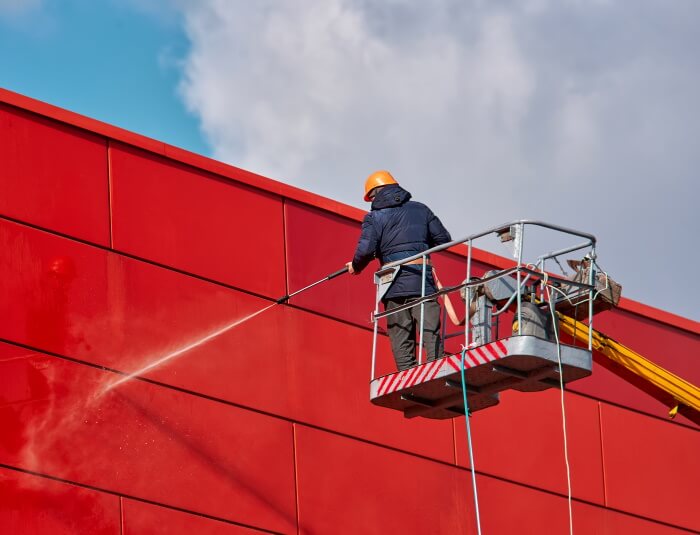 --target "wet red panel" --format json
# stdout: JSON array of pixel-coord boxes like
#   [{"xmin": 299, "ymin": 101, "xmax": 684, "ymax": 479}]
[
  {"xmin": 111, "ymin": 275, "xmax": 452, "ymax": 462},
  {"xmin": 295, "ymin": 425, "xmax": 473, "ymax": 535},
  {"xmin": 0, "ymin": 343, "xmax": 297, "ymax": 534},
  {"xmin": 0, "ymin": 218, "xmax": 453, "ymax": 465},
  {"xmin": 122, "ymin": 500, "xmax": 267, "ymax": 534},
  {"xmin": 276, "ymin": 308, "xmax": 454, "ymax": 463},
  {"xmin": 0, "ymin": 467, "xmax": 119, "ymax": 535},
  {"xmin": 110, "ymin": 143, "xmax": 286, "ymax": 298},
  {"xmin": 570, "ymin": 309, "xmax": 700, "ymax": 425},
  {"xmin": 0, "ymin": 217, "xmax": 263, "ymax": 374},
  {"xmin": 454, "ymin": 389, "xmax": 605, "ymax": 504},
  {"xmin": 477, "ymin": 474, "xmax": 690, "ymax": 534},
  {"xmin": 600, "ymin": 404, "xmax": 700, "ymax": 532},
  {"xmin": 136, "ymin": 302, "xmax": 455, "ymax": 463},
  {"xmin": 0, "ymin": 219, "xmax": 106, "ymax": 359},
  {"xmin": 0, "ymin": 105, "xmax": 109, "ymax": 246}
]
